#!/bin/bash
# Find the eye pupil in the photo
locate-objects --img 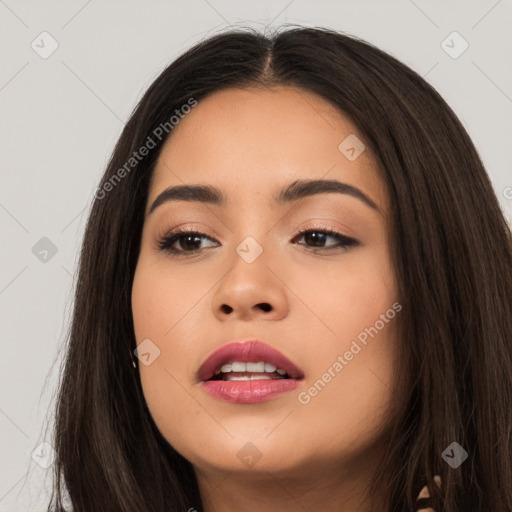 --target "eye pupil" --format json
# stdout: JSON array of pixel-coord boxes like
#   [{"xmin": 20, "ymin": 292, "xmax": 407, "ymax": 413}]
[
  {"xmin": 180, "ymin": 234, "xmax": 202, "ymax": 251},
  {"xmin": 305, "ymin": 231, "xmax": 326, "ymax": 247}
]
